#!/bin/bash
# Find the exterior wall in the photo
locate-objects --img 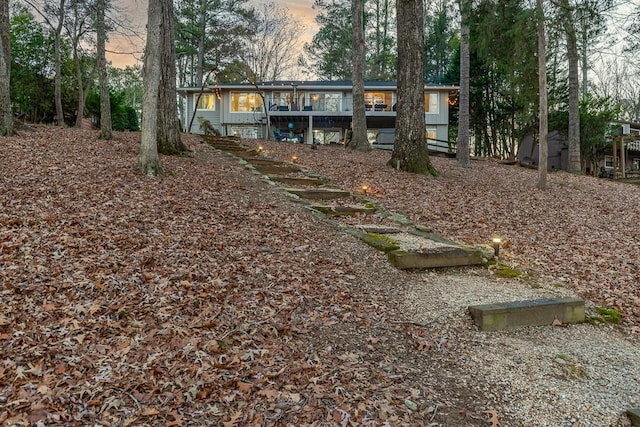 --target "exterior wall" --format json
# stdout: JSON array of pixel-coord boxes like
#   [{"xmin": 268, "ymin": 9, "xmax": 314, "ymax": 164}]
[{"xmin": 182, "ymin": 92, "xmax": 222, "ymax": 134}]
